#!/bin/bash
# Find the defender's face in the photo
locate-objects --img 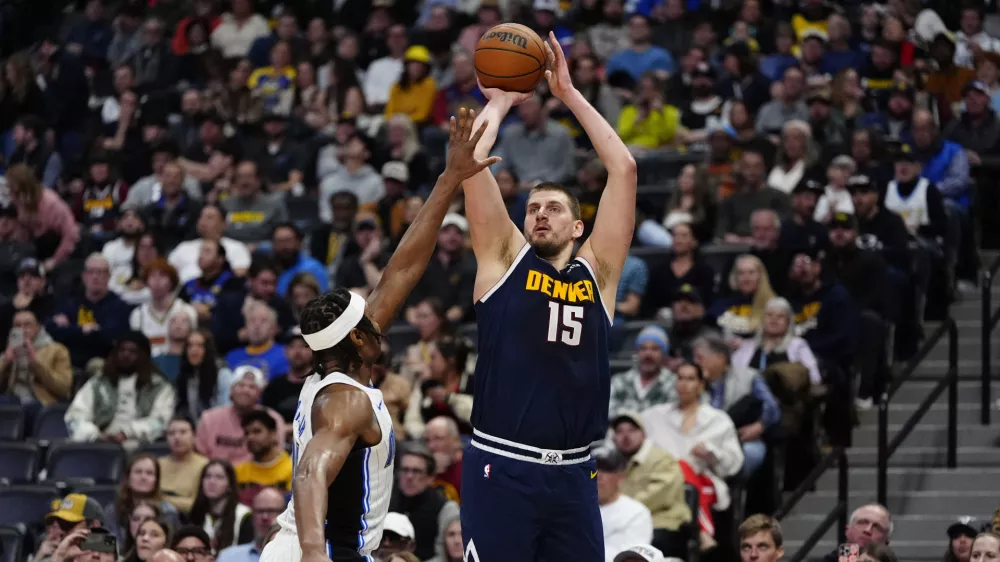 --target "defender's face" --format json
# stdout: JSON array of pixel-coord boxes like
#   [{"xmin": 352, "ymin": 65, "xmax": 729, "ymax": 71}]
[{"xmin": 524, "ymin": 191, "xmax": 583, "ymax": 258}]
